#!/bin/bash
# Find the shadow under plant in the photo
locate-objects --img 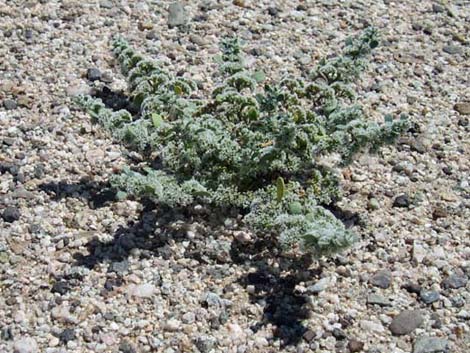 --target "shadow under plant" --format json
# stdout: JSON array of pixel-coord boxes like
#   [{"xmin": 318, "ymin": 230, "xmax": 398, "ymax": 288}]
[{"xmin": 39, "ymin": 176, "xmax": 360, "ymax": 347}]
